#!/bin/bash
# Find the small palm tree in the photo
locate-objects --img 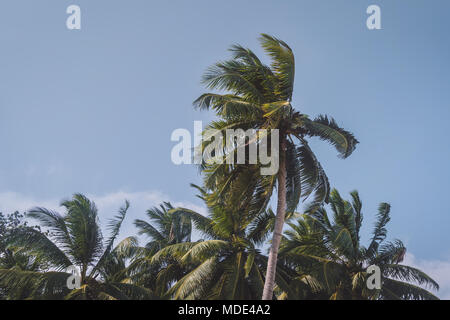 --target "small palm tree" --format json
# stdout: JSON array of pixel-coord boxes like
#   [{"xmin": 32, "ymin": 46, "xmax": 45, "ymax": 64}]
[
  {"xmin": 0, "ymin": 194, "xmax": 152, "ymax": 300},
  {"xmin": 130, "ymin": 202, "xmax": 193, "ymax": 297},
  {"xmin": 135, "ymin": 202, "xmax": 192, "ymax": 252},
  {"xmin": 150, "ymin": 185, "xmax": 292, "ymax": 300},
  {"xmin": 195, "ymin": 34, "xmax": 358, "ymax": 299},
  {"xmin": 279, "ymin": 189, "xmax": 439, "ymax": 300}
]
